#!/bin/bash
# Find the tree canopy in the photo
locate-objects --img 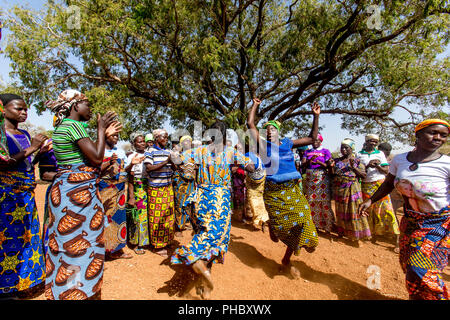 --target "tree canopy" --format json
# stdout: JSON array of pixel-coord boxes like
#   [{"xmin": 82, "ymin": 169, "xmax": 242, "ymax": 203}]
[{"xmin": 2, "ymin": 0, "xmax": 449, "ymax": 142}]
